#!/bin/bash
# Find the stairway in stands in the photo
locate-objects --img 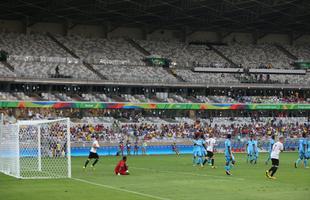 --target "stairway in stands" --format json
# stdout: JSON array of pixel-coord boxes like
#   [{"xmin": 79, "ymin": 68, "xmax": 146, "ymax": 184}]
[
  {"xmin": 274, "ymin": 43, "xmax": 298, "ymax": 60},
  {"xmin": 207, "ymin": 44, "xmax": 238, "ymax": 67},
  {"xmin": 126, "ymin": 38, "xmax": 151, "ymax": 56},
  {"xmin": 166, "ymin": 68, "xmax": 186, "ymax": 82},
  {"xmin": 1, "ymin": 60, "xmax": 14, "ymax": 72},
  {"xmin": 126, "ymin": 38, "xmax": 186, "ymax": 82},
  {"xmin": 46, "ymin": 33, "xmax": 107, "ymax": 80}
]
